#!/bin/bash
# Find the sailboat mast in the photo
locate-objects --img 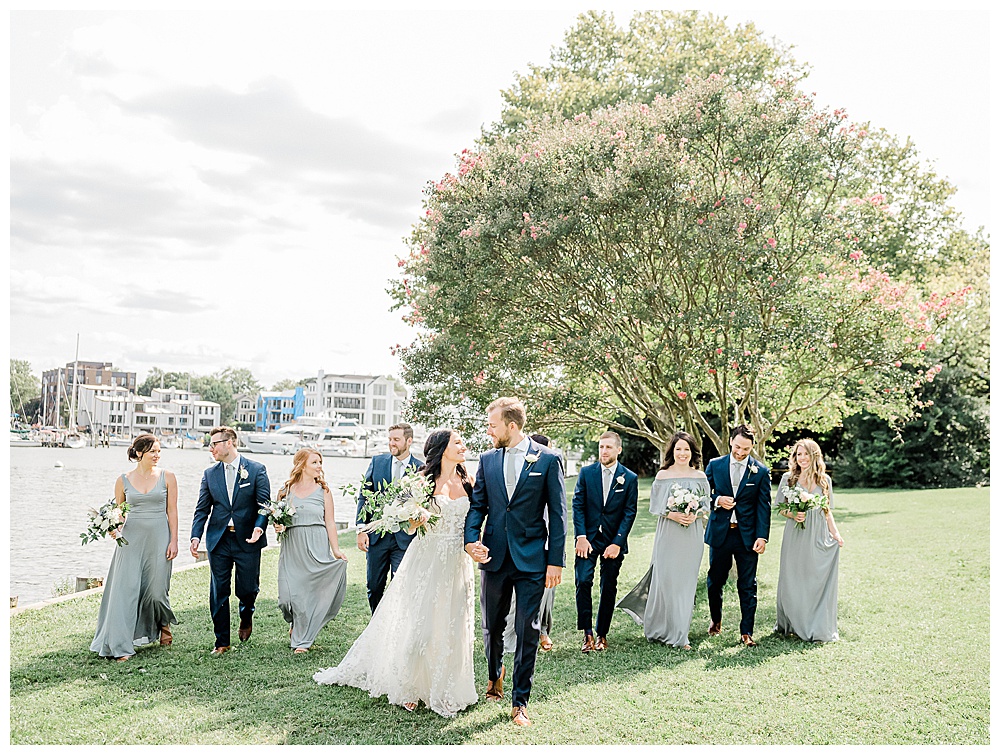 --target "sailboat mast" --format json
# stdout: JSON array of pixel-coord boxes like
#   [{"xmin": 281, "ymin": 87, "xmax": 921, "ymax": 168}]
[{"xmin": 70, "ymin": 334, "xmax": 80, "ymax": 432}]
